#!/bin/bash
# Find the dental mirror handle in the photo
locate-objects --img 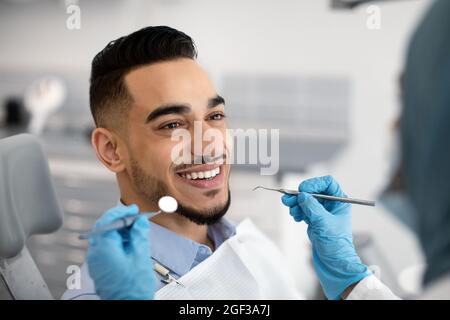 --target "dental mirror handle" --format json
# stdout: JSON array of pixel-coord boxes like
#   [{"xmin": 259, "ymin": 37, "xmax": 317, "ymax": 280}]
[{"xmin": 78, "ymin": 210, "xmax": 161, "ymax": 240}]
